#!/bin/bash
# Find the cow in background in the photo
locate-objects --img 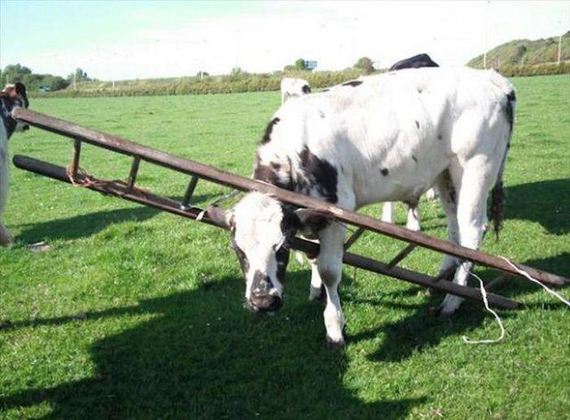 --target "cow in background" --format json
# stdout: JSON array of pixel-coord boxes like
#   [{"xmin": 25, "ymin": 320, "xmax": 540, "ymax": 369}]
[
  {"xmin": 389, "ymin": 53, "xmax": 439, "ymax": 71},
  {"xmin": 0, "ymin": 83, "xmax": 29, "ymax": 246},
  {"xmin": 281, "ymin": 78, "xmax": 311, "ymax": 104}
]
